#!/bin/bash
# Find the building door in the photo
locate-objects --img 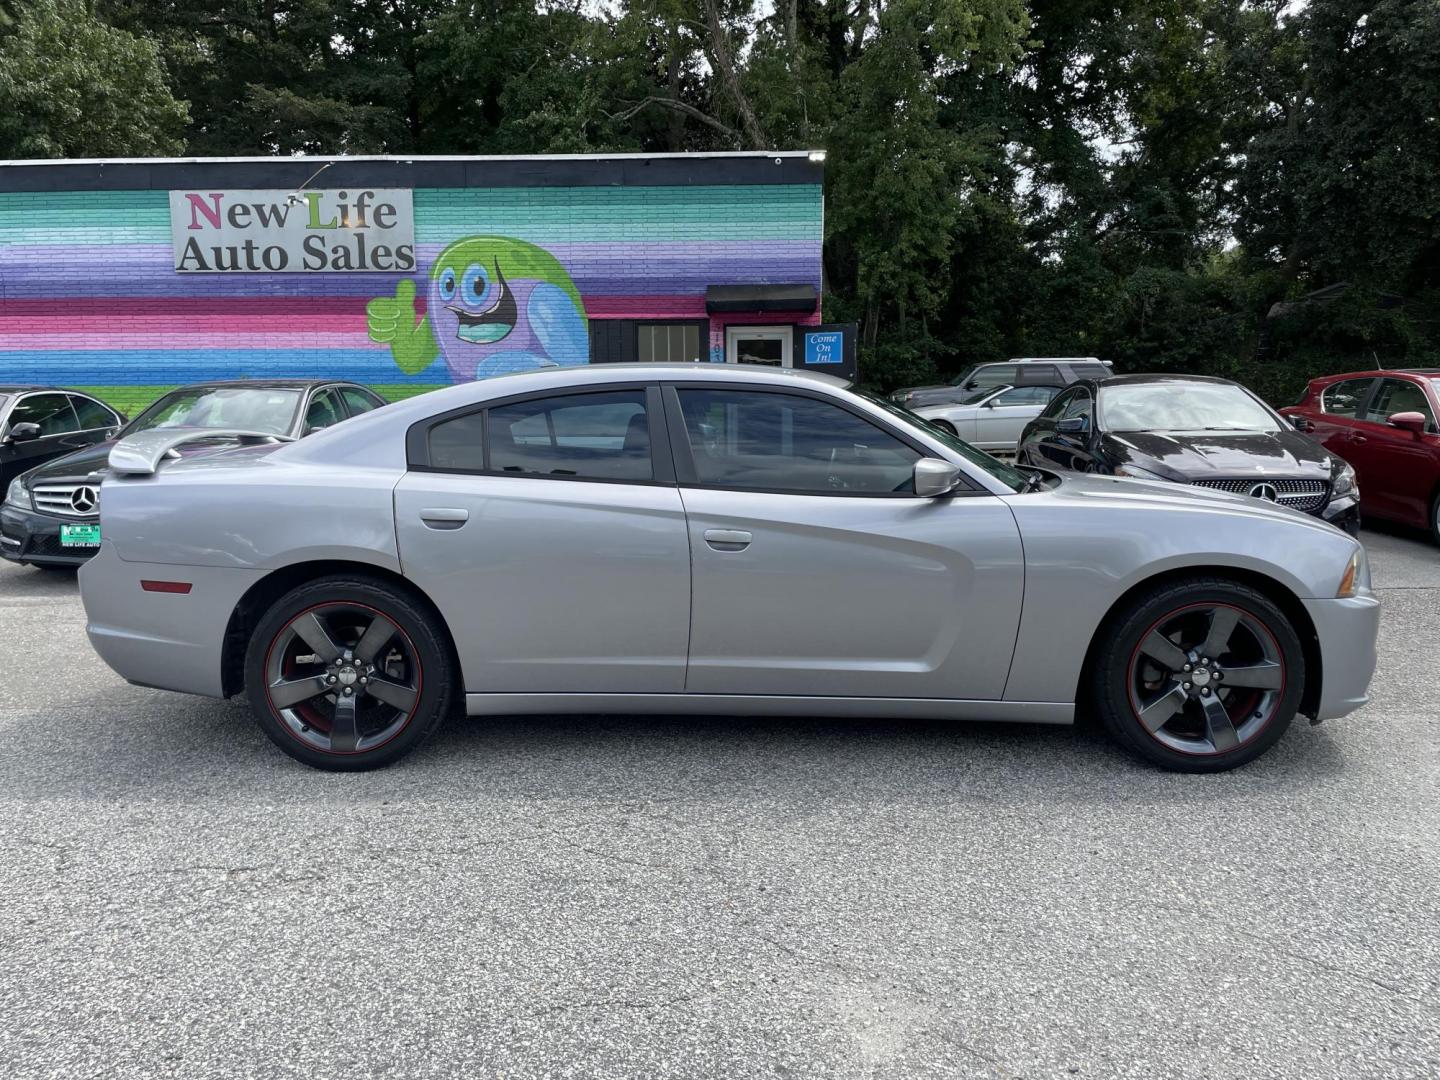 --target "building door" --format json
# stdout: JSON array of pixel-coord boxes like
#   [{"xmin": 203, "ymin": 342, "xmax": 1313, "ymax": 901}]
[{"xmin": 726, "ymin": 326, "xmax": 793, "ymax": 368}]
